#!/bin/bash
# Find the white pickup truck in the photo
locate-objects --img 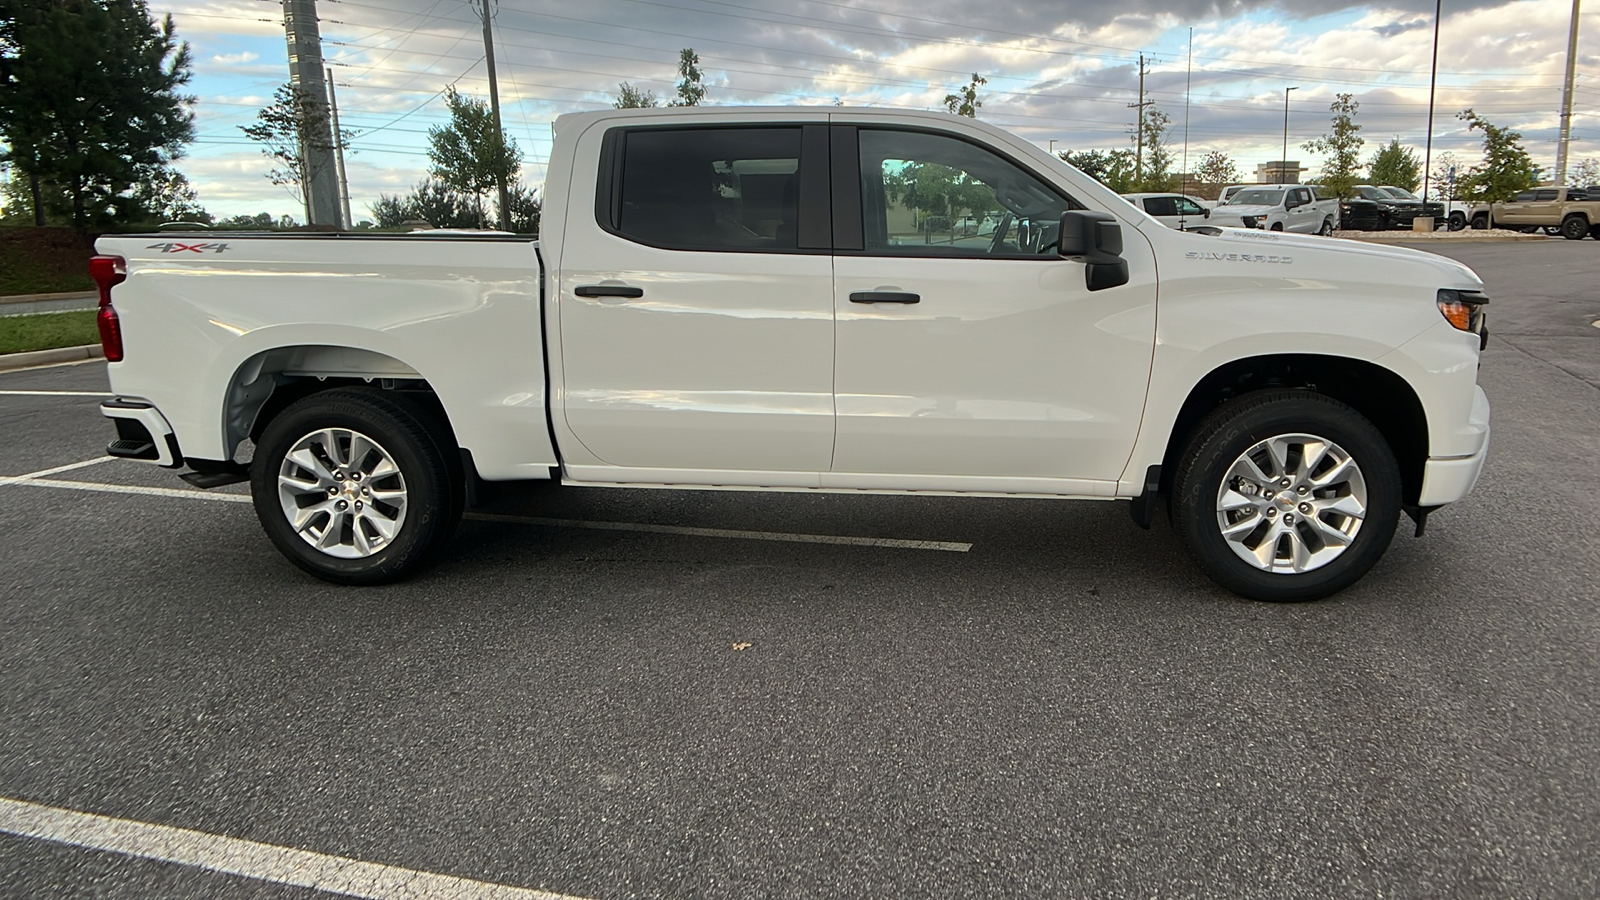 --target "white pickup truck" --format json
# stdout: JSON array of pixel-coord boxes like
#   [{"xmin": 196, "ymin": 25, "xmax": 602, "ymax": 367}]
[
  {"xmin": 1215, "ymin": 184, "xmax": 1339, "ymax": 234},
  {"xmin": 92, "ymin": 106, "xmax": 1491, "ymax": 601}
]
